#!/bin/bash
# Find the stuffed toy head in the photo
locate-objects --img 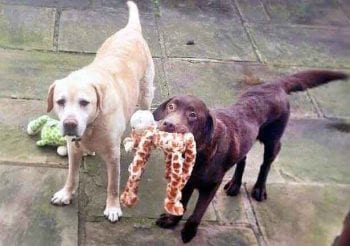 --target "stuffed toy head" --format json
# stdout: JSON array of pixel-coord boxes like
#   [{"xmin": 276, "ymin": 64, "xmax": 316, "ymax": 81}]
[
  {"xmin": 130, "ymin": 110, "xmax": 156, "ymax": 131},
  {"xmin": 121, "ymin": 110, "xmax": 197, "ymax": 216},
  {"xmin": 27, "ymin": 115, "xmax": 67, "ymax": 156}
]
